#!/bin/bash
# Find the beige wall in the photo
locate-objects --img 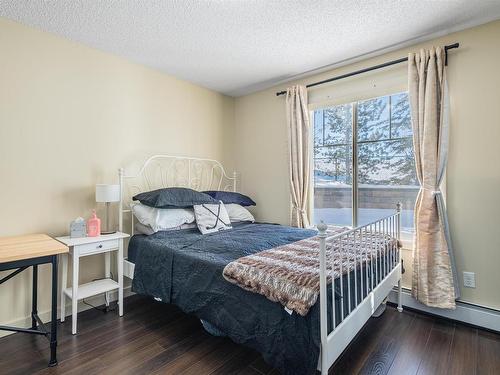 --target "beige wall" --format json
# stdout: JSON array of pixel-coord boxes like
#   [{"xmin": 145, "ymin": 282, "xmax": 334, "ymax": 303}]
[
  {"xmin": 235, "ymin": 20, "xmax": 500, "ymax": 310},
  {"xmin": 0, "ymin": 18, "xmax": 234, "ymax": 326},
  {"xmin": 1, "ymin": 15, "xmax": 499, "ymax": 328}
]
